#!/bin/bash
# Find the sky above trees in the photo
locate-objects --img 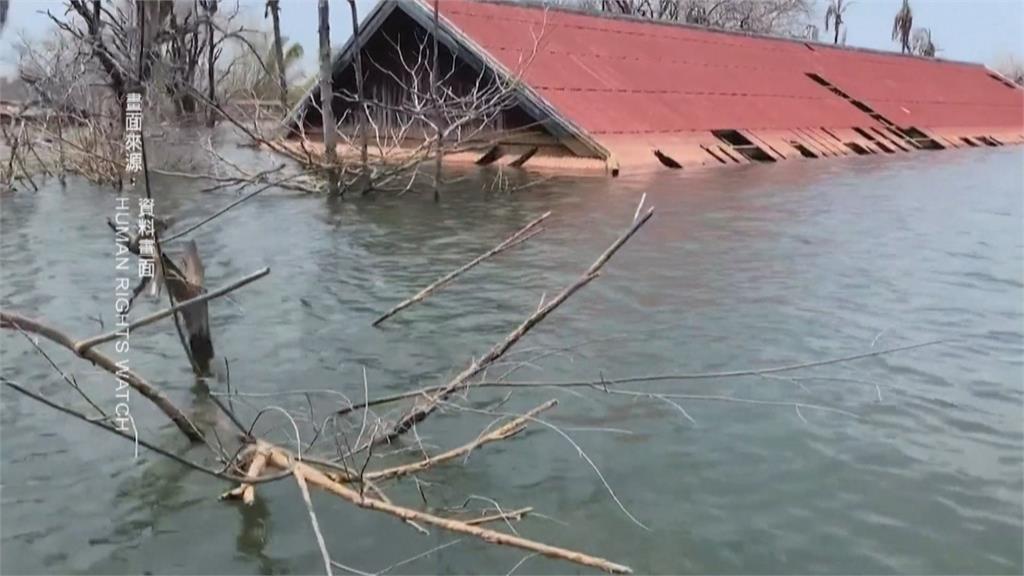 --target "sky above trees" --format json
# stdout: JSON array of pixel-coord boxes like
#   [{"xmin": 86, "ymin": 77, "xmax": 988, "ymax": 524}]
[{"xmin": 1, "ymin": 0, "xmax": 1021, "ymax": 78}]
